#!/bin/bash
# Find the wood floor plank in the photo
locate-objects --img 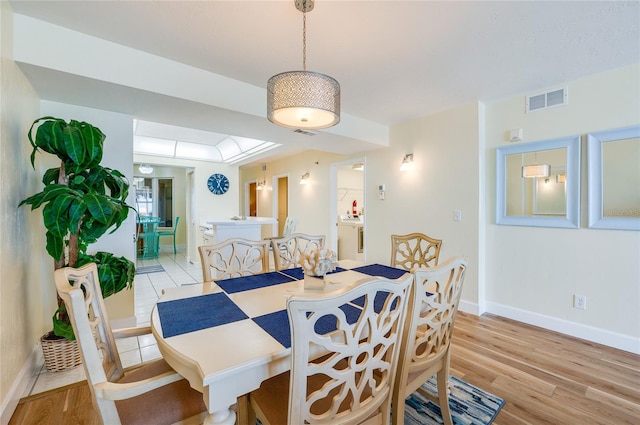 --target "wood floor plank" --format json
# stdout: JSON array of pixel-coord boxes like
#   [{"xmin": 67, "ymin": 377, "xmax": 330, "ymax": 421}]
[{"xmin": 9, "ymin": 311, "xmax": 639, "ymax": 425}]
